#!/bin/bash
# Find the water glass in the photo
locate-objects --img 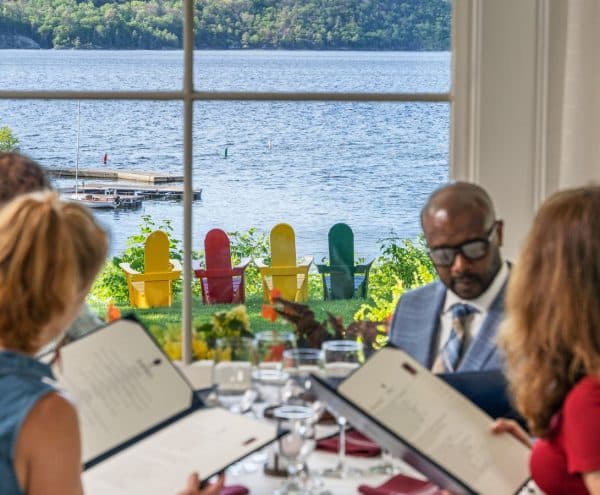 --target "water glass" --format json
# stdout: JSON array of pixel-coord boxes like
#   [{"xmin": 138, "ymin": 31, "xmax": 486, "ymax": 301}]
[
  {"xmin": 252, "ymin": 367, "xmax": 290, "ymax": 407},
  {"xmin": 213, "ymin": 336, "xmax": 256, "ymax": 413},
  {"xmin": 273, "ymin": 404, "xmax": 318, "ymax": 495},
  {"xmin": 283, "ymin": 348, "xmax": 323, "ymax": 377},
  {"xmin": 320, "ymin": 340, "xmax": 364, "ymax": 478},
  {"xmin": 321, "ymin": 340, "xmax": 363, "ymax": 378},
  {"xmin": 282, "ymin": 348, "xmax": 323, "ymax": 403},
  {"xmin": 254, "ymin": 330, "xmax": 296, "ymax": 368}
]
